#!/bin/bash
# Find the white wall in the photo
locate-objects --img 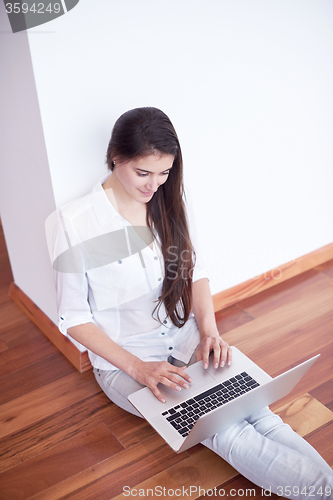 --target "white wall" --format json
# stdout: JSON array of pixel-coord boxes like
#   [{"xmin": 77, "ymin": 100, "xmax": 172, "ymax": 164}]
[
  {"xmin": 1, "ymin": 0, "xmax": 332, "ymax": 323},
  {"xmin": 0, "ymin": 4, "xmax": 58, "ymax": 319}
]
